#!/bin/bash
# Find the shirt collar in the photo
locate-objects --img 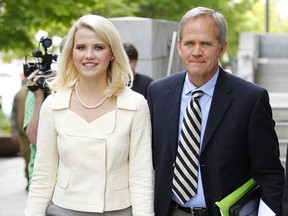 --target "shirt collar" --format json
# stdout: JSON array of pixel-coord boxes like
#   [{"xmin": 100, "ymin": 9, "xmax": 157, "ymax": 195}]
[{"xmin": 183, "ymin": 67, "xmax": 219, "ymax": 98}]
